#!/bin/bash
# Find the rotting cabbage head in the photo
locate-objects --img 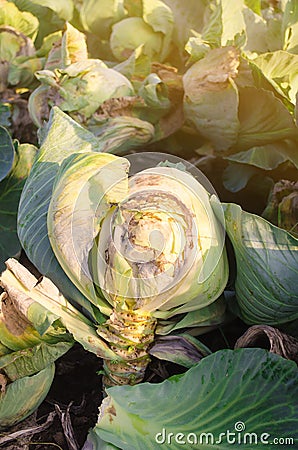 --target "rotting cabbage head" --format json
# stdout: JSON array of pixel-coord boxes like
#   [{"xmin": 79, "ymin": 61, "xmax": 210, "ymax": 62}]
[
  {"xmin": 14, "ymin": 110, "xmax": 229, "ymax": 386},
  {"xmin": 94, "ymin": 165, "xmax": 228, "ymax": 318},
  {"xmin": 47, "ymin": 151, "xmax": 228, "ymax": 325},
  {"xmin": 44, "ymin": 150, "xmax": 228, "ymax": 385},
  {"xmin": 29, "ymin": 59, "xmax": 135, "ymax": 126},
  {"xmin": 27, "ymin": 21, "xmax": 184, "ymax": 147}
]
